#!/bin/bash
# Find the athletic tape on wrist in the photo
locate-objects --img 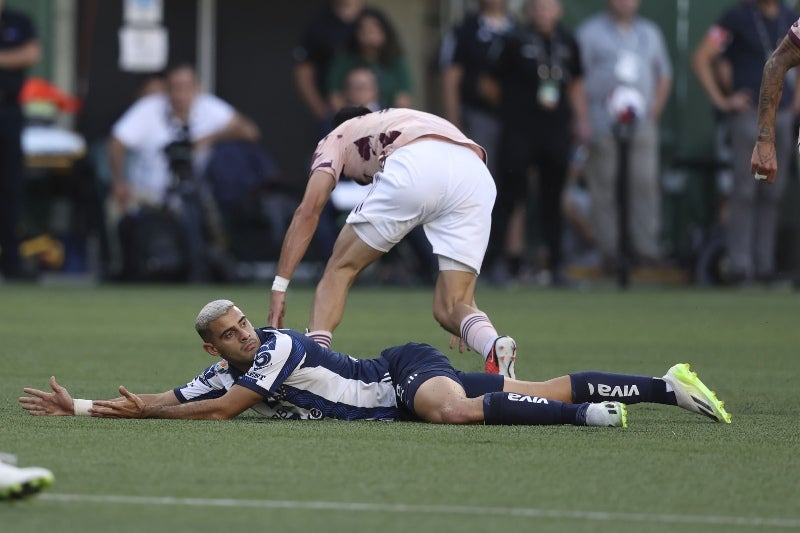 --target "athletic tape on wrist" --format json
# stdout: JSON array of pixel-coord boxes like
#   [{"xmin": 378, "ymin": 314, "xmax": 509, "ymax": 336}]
[
  {"xmin": 73, "ymin": 398, "xmax": 92, "ymax": 416},
  {"xmin": 272, "ymin": 276, "xmax": 290, "ymax": 292}
]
